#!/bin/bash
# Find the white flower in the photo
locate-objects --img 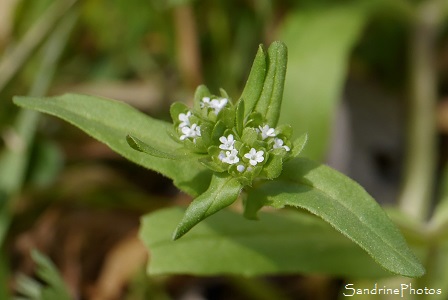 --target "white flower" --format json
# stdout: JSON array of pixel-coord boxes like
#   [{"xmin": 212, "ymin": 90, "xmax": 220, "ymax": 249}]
[
  {"xmin": 200, "ymin": 97, "xmax": 228, "ymax": 115},
  {"xmin": 178, "ymin": 111, "xmax": 192, "ymax": 128},
  {"xmin": 221, "ymin": 149, "xmax": 240, "ymax": 165},
  {"xmin": 273, "ymin": 137, "xmax": 290, "ymax": 151},
  {"xmin": 236, "ymin": 164, "xmax": 245, "ymax": 173},
  {"xmin": 218, "ymin": 151, "xmax": 226, "ymax": 161},
  {"xmin": 210, "ymin": 98, "xmax": 228, "ymax": 115},
  {"xmin": 258, "ymin": 125, "xmax": 276, "ymax": 140},
  {"xmin": 200, "ymin": 97, "xmax": 211, "ymax": 108},
  {"xmin": 219, "ymin": 134, "xmax": 235, "ymax": 150},
  {"xmin": 244, "ymin": 148, "xmax": 264, "ymax": 166},
  {"xmin": 180, "ymin": 123, "xmax": 201, "ymax": 141}
]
